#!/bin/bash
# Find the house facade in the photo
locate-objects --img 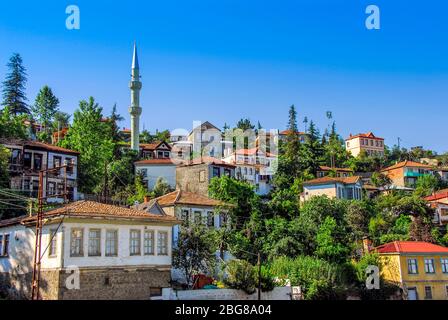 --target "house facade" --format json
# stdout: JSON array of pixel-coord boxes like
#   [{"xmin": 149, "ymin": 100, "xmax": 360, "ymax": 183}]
[
  {"xmin": 424, "ymin": 190, "xmax": 448, "ymax": 226},
  {"xmin": 140, "ymin": 140, "xmax": 172, "ymax": 159},
  {"xmin": 222, "ymin": 147, "xmax": 276, "ymax": 195},
  {"xmin": 0, "ymin": 200, "xmax": 178, "ymax": 300},
  {"xmin": 345, "ymin": 132, "xmax": 384, "ymax": 157},
  {"xmin": 302, "ymin": 176, "xmax": 363, "ymax": 201},
  {"xmin": 175, "ymin": 157, "xmax": 236, "ymax": 197},
  {"xmin": 134, "ymin": 158, "xmax": 177, "ymax": 191},
  {"xmin": 316, "ymin": 166, "xmax": 354, "ymax": 178},
  {"xmin": 375, "ymin": 241, "xmax": 448, "ymax": 300},
  {"xmin": 188, "ymin": 121, "xmax": 223, "ymax": 158},
  {"xmin": 381, "ymin": 160, "xmax": 434, "ymax": 188},
  {"xmin": 1, "ymin": 138, "xmax": 79, "ymax": 202}
]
